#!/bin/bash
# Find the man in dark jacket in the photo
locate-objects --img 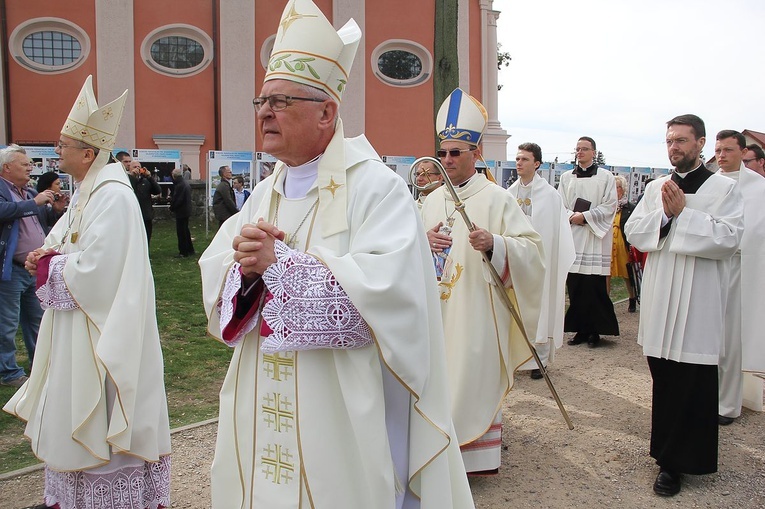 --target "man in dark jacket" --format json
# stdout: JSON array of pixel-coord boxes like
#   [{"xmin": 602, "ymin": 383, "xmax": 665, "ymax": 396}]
[
  {"xmin": 169, "ymin": 168, "xmax": 195, "ymax": 258},
  {"xmin": 128, "ymin": 160, "xmax": 161, "ymax": 243},
  {"xmin": 0, "ymin": 144, "xmax": 64, "ymax": 387},
  {"xmin": 212, "ymin": 165, "xmax": 237, "ymax": 226}
]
